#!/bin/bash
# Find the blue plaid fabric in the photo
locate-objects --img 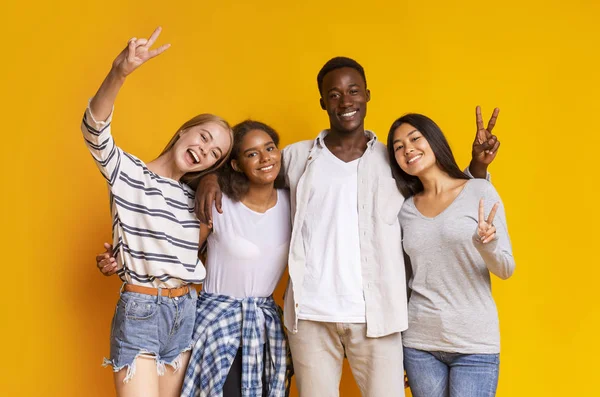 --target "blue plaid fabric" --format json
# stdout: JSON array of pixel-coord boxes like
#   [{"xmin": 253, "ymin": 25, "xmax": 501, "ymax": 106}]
[{"xmin": 181, "ymin": 291, "xmax": 291, "ymax": 397}]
